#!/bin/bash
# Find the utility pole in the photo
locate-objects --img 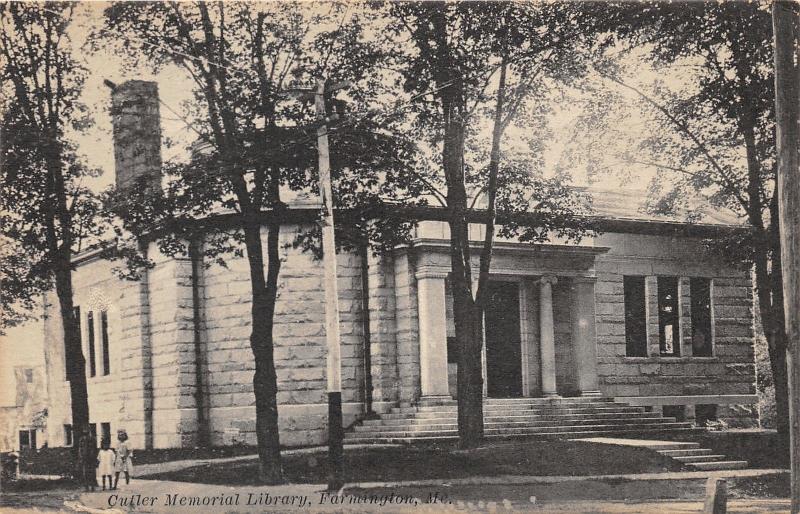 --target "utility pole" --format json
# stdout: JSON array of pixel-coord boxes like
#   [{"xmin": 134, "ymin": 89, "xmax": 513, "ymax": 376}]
[
  {"xmin": 283, "ymin": 77, "xmax": 349, "ymax": 491},
  {"xmin": 773, "ymin": 1, "xmax": 800, "ymax": 511},
  {"xmin": 314, "ymin": 78, "xmax": 346, "ymax": 492}
]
